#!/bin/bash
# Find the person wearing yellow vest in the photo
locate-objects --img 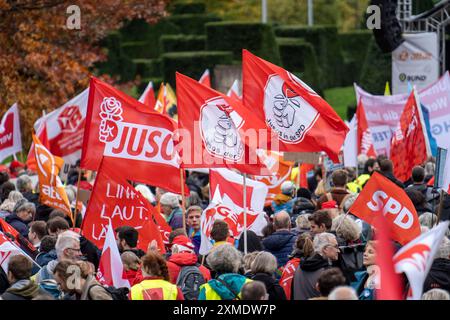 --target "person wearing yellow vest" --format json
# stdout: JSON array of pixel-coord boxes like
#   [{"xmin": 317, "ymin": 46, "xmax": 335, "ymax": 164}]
[
  {"xmin": 130, "ymin": 251, "xmax": 184, "ymax": 300},
  {"xmin": 199, "ymin": 244, "xmax": 252, "ymax": 300},
  {"xmin": 355, "ymin": 158, "xmax": 380, "ymax": 189}
]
